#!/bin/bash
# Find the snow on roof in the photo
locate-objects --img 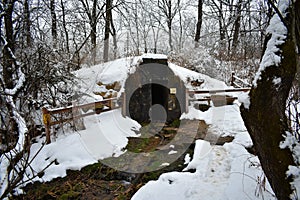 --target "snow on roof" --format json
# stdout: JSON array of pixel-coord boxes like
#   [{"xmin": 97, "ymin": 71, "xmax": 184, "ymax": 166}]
[
  {"xmin": 141, "ymin": 53, "xmax": 168, "ymax": 60},
  {"xmin": 74, "ymin": 55, "xmax": 228, "ymax": 103},
  {"xmin": 16, "ymin": 56, "xmax": 275, "ymax": 199}
]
